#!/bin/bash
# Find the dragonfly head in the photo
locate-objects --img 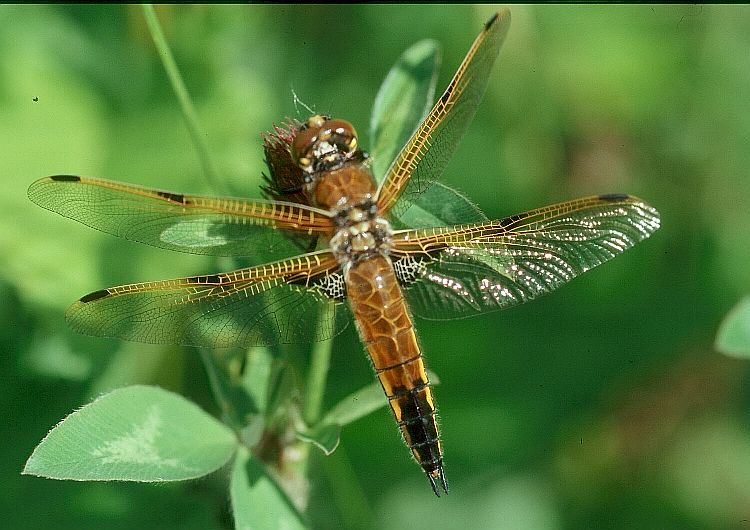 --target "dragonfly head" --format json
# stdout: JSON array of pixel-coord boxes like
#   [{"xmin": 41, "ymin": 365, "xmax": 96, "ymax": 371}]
[{"xmin": 292, "ymin": 115, "xmax": 360, "ymax": 175}]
